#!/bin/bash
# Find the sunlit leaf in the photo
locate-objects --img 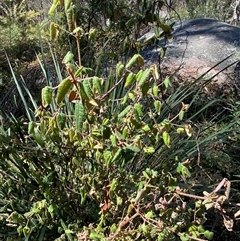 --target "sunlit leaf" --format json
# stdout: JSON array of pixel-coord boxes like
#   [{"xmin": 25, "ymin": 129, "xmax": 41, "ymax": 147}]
[
  {"xmin": 145, "ymin": 210, "xmax": 154, "ymax": 218},
  {"xmin": 126, "ymin": 54, "xmax": 144, "ymax": 69},
  {"xmin": 176, "ymin": 162, "xmax": 191, "ymax": 178},
  {"xmin": 116, "ymin": 62, "xmax": 125, "ymax": 77},
  {"xmin": 74, "ymin": 66, "xmax": 84, "ymax": 77},
  {"xmin": 152, "ymin": 85, "xmax": 159, "ymax": 96},
  {"xmin": 124, "ymin": 72, "xmax": 136, "ymax": 87},
  {"xmin": 179, "ymin": 110, "xmax": 184, "ymax": 120},
  {"xmin": 134, "ymin": 103, "xmax": 143, "ymax": 117},
  {"xmin": 42, "ymin": 86, "xmax": 53, "ymax": 107},
  {"xmin": 143, "ymin": 146, "xmax": 155, "ymax": 153},
  {"xmin": 56, "ymin": 78, "xmax": 72, "ymax": 104},
  {"xmin": 177, "ymin": 127, "xmax": 185, "ymax": 134},
  {"xmin": 162, "ymin": 131, "xmax": 170, "ymax": 147},
  {"xmin": 204, "ymin": 230, "xmax": 214, "ymax": 240},
  {"xmin": 185, "ymin": 124, "xmax": 193, "ymax": 137},
  {"xmin": 73, "ymin": 27, "xmax": 83, "ymax": 34},
  {"xmin": 154, "ymin": 100, "xmax": 161, "ymax": 114},
  {"xmin": 92, "ymin": 76, "xmax": 102, "ymax": 94},
  {"xmin": 62, "ymin": 51, "xmax": 74, "ymax": 64},
  {"xmin": 138, "ymin": 69, "xmax": 151, "ymax": 87},
  {"xmin": 118, "ymin": 105, "xmax": 132, "ymax": 118},
  {"xmin": 88, "ymin": 98, "xmax": 99, "ymax": 107}
]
